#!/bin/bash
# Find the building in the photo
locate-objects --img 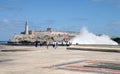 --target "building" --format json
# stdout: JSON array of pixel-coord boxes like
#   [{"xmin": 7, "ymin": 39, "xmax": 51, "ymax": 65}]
[
  {"xmin": 9, "ymin": 21, "xmax": 79, "ymax": 44},
  {"xmin": 25, "ymin": 20, "xmax": 28, "ymax": 35}
]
